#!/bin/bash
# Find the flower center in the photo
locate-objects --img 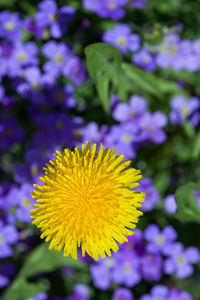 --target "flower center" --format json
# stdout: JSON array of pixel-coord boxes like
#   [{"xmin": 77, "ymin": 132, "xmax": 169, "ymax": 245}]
[
  {"xmin": 5, "ymin": 22, "xmax": 15, "ymax": 31},
  {"xmin": 180, "ymin": 107, "xmax": 190, "ymax": 116},
  {"xmin": 22, "ymin": 198, "xmax": 30, "ymax": 207},
  {"xmin": 122, "ymin": 134, "xmax": 132, "ymax": 142},
  {"xmin": 117, "ymin": 37, "xmax": 127, "ymax": 46},
  {"xmin": 170, "ymin": 46, "xmax": 177, "ymax": 54},
  {"xmin": 156, "ymin": 235, "xmax": 164, "ymax": 245},
  {"xmin": 142, "ymin": 54, "xmax": 150, "ymax": 63},
  {"xmin": 0, "ymin": 235, "xmax": 3, "ymax": 244},
  {"xmin": 177, "ymin": 255, "xmax": 185, "ymax": 264},
  {"xmin": 32, "ymin": 83, "xmax": 40, "ymax": 91},
  {"xmin": 31, "ymin": 165, "xmax": 39, "ymax": 175},
  {"xmin": 4, "ymin": 128, "xmax": 12, "ymax": 136},
  {"xmin": 147, "ymin": 254, "xmax": 153, "ymax": 260},
  {"xmin": 147, "ymin": 126, "xmax": 153, "ymax": 132},
  {"xmin": 74, "ymin": 129, "xmax": 82, "ymax": 139},
  {"xmin": 108, "ymin": 2, "xmax": 116, "ymax": 9},
  {"xmin": 131, "ymin": 112, "xmax": 136, "ymax": 118},
  {"xmin": 56, "ymin": 121, "xmax": 63, "ymax": 129},
  {"xmin": 106, "ymin": 258, "xmax": 115, "ymax": 267},
  {"xmin": 55, "ymin": 91, "xmax": 63, "ymax": 101},
  {"xmin": 55, "ymin": 55, "xmax": 64, "ymax": 63},
  {"xmin": 43, "ymin": 28, "xmax": 50, "ymax": 40},
  {"xmin": 50, "ymin": 13, "xmax": 58, "ymax": 21},
  {"xmin": 124, "ymin": 264, "xmax": 132, "ymax": 274},
  {"xmin": 18, "ymin": 53, "xmax": 27, "ymax": 61}
]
